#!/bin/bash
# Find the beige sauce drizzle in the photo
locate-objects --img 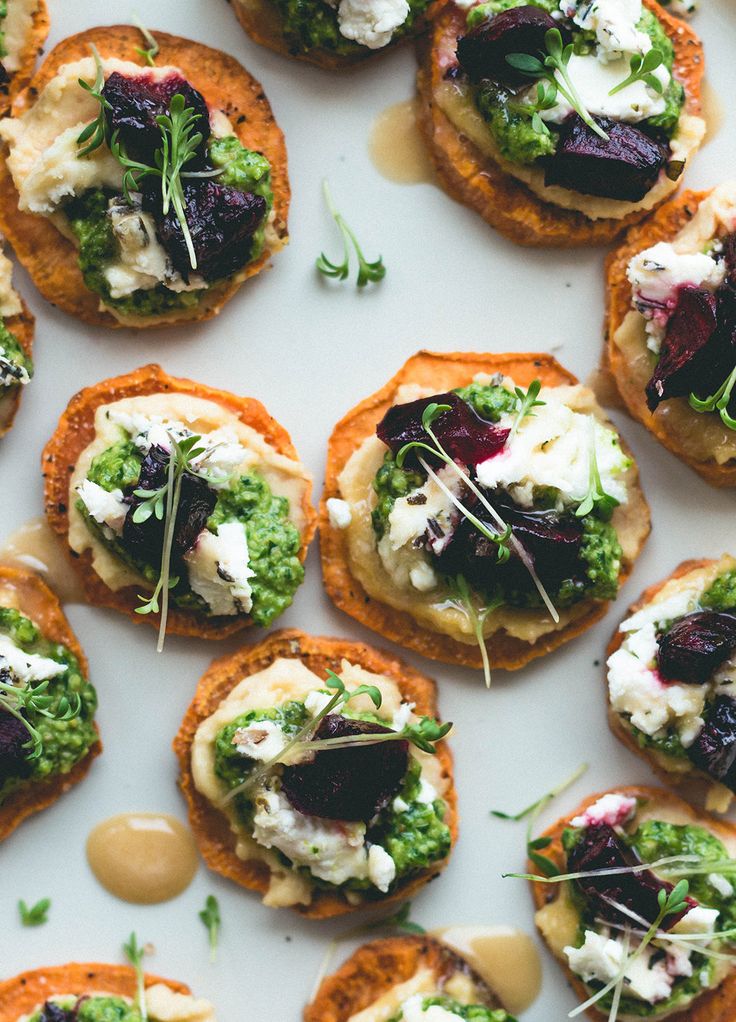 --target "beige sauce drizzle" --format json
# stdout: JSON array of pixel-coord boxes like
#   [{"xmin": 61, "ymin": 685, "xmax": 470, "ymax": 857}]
[
  {"xmin": 369, "ymin": 100, "xmax": 436, "ymax": 185},
  {"xmin": 702, "ymin": 80, "xmax": 726, "ymax": 146},
  {"xmin": 584, "ymin": 365, "xmax": 625, "ymax": 411},
  {"xmin": 87, "ymin": 813, "xmax": 199, "ymax": 904},
  {"xmin": 433, "ymin": 925, "xmax": 542, "ymax": 1015},
  {"xmin": 0, "ymin": 517, "xmax": 85, "ymax": 604}
]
